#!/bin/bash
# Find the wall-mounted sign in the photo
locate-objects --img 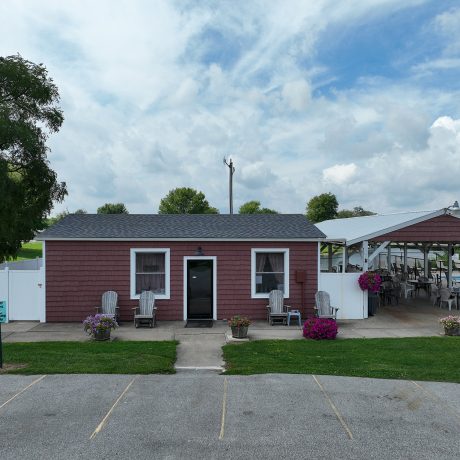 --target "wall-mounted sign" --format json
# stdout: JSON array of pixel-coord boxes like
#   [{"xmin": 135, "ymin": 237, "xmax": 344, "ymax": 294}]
[{"xmin": 0, "ymin": 301, "xmax": 6, "ymax": 323}]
